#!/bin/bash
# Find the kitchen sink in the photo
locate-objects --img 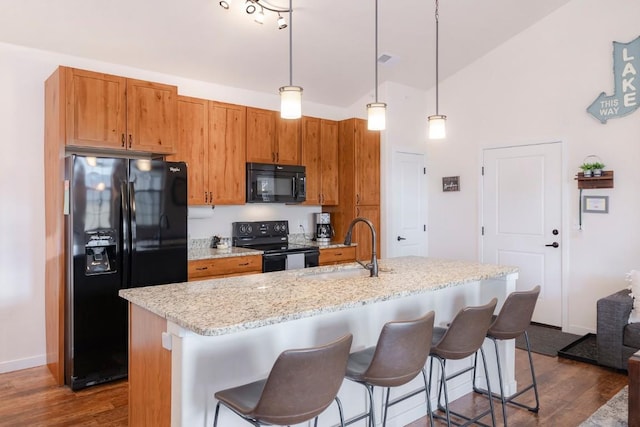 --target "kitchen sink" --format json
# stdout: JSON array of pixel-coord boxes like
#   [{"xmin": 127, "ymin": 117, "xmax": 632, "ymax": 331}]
[{"xmin": 301, "ymin": 266, "xmax": 392, "ymax": 281}]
